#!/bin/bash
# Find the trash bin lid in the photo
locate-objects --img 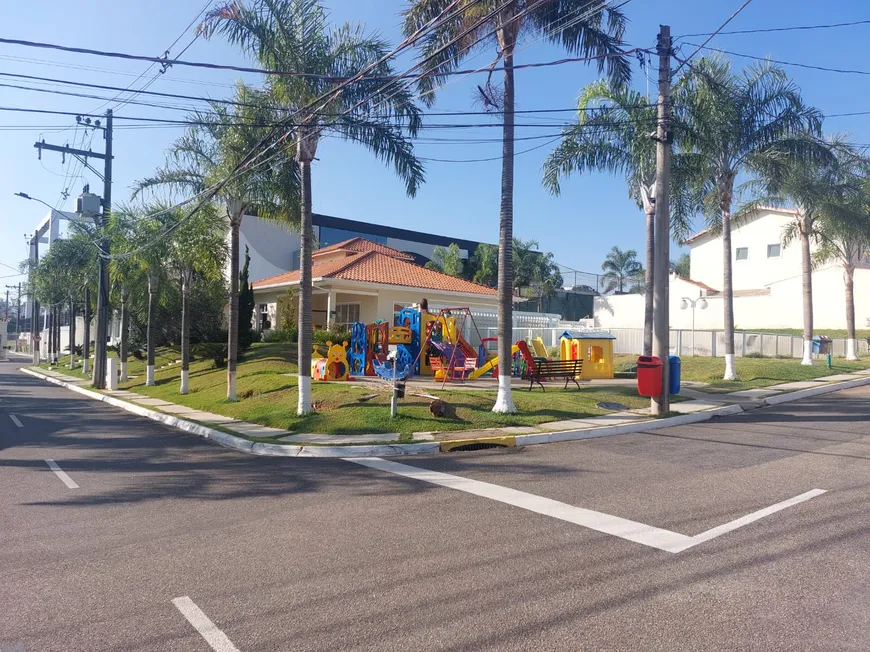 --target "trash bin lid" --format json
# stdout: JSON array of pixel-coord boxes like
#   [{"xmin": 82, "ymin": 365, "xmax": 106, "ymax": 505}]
[
  {"xmin": 668, "ymin": 355, "xmax": 681, "ymax": 363},
  {"xmin": 637, "ymin": 355, "xmax": 662, "ymax": 367}
]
